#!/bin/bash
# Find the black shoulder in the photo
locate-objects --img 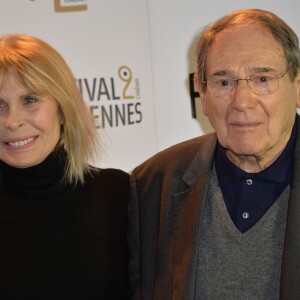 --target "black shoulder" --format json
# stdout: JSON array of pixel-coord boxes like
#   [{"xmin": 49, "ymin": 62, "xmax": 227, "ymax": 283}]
[
  {"xmin": 87, "ymin": 167, "xmax": 130, "ymax": 185},
  {"xmin": 83, "ymin": 168, "xmax": 130, "ymax": 208}
]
